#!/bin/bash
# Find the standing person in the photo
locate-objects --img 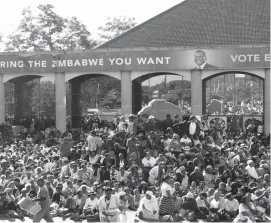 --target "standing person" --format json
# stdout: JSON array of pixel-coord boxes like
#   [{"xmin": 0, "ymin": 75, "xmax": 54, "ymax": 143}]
[
  {"xmin": 60, "ymin": 137, "xmax": 72, "ymax": 160},
  {"xmin": 158, "ymin": 175, "xmax": 176, "ymax": 222},
  {"xmin": 144, "ymin": 116, "xmax": 159, "ymax": 133},
  {"xmin": 33, "ymin": 178, "xmax": 54, "ymax": 223},
  {"xmin": 162, "ymin": 114, "xmax": 174, "ymax": 132},
  {"xmin": 185, "ymin": 116, "xmax": 201, "ymax": 138},
  {"xmin": 87, "ymin": 131, "xmax": 101, "ymax": 151},
  {"xmin": 98, "ymin": 187, "xmax": 120, "ymax": 222}
]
